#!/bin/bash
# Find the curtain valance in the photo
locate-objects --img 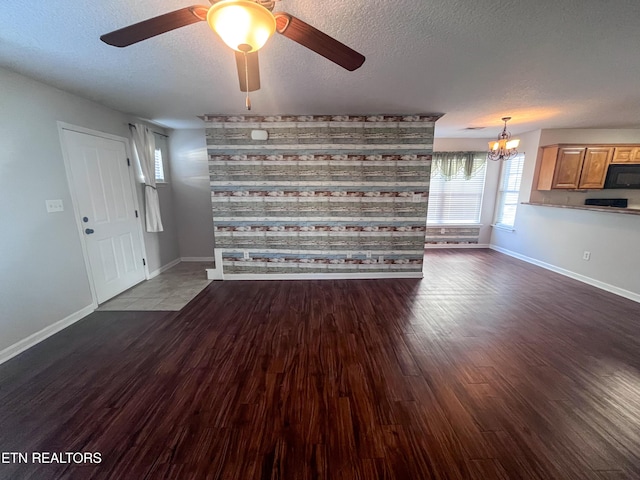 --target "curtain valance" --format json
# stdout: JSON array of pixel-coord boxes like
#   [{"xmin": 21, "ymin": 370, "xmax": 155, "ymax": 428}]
[{"xmin": 431, "ymin": 152, "xmax": 486, "ymax": 180}]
